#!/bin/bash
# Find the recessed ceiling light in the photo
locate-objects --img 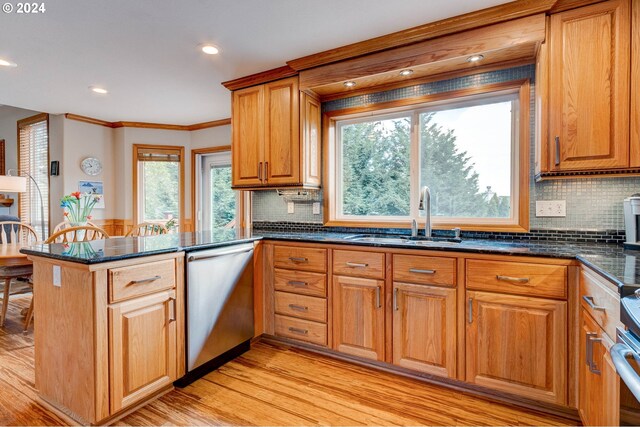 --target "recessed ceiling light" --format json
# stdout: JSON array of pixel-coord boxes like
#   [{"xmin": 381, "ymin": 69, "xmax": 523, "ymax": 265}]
[
  {"xmin": 343, "ymin": 81, "xmax": 356, "ymax": 88},
  {"xmin": 89, "ymin": 86, "xmax": 108, "ymax": 94},
  {"xmin": 0, "ymin": 59, "xmax": 17, "ymax": 68},
  {"xmin": 467, "ymin": 54, "xmax": 485, "ymax": 63},
  {"xmin": 399, "ymin": 69, "xmax": 414, "ymax": 76},
  {"xmin": 201, "ymin": 45, "xmax": 221, "ymax": 55}
]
